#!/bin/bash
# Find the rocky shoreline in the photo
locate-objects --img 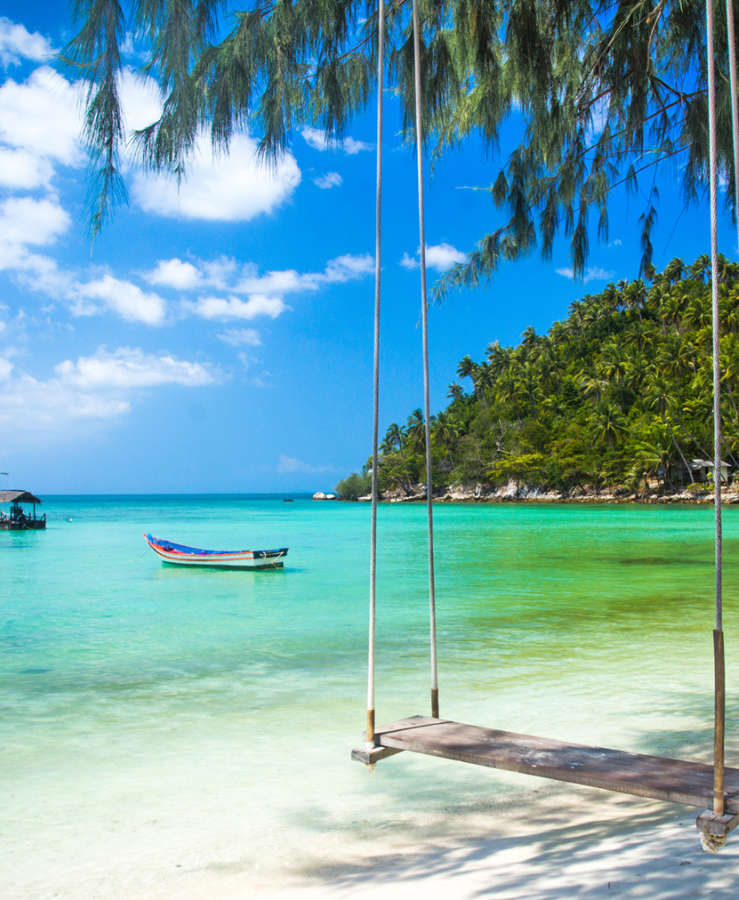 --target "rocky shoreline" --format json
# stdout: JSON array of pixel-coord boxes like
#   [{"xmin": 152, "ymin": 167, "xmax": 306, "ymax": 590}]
[{"xmin": 355, "ymin": 479, "xmax": 739, "ymax": 504}]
